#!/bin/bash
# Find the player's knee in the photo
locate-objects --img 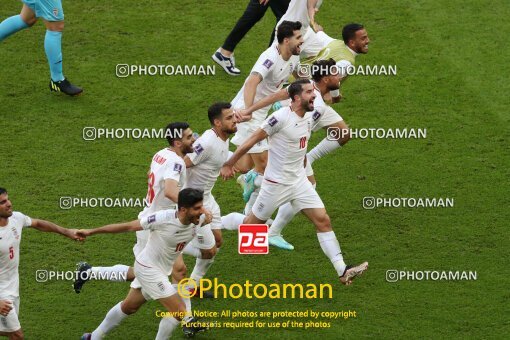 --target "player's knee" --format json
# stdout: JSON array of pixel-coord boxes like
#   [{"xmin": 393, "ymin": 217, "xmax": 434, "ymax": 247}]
[
  {"xmin": 22, "ymin": 17, "xmax": 37, "ymax": 27},
  {"xmin": 200, "ymin": 247, "xmax": 216, "ymax": 259},
  {"xmin": 120, "ymin": 301, "xmax": 139, "ymax": 315},
  {"xmin": 47, "ymin": 21, "xmax": 65, "ymax": 32},
  {"xmin": 315, "ymin": 214, "xmax": 332, "ymax": 231},
  {"xmin": 172, "ymin": 264, "xmax": 187, "ymax": 282},
  {"xmin": 235, "ymin": 164, "xmax": 251, "ymax": 174},
  {"xmin": 214, "ymin": 234, "xmax": 223, "ymax": 248},
  {"xmin": 10, "ymin": 329, "xmax": 24, "ymax": 340}
]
